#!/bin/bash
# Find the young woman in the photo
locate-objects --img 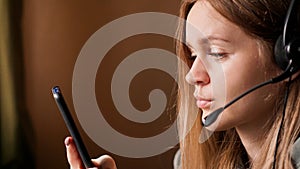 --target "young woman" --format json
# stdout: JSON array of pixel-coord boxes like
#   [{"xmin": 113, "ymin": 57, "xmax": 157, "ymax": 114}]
[
  {"xmin": 176, "ymin": 0, "xmax": 300, "ymax": 168},
  {"xmin": 66, "ymin": 0, "xmax": 300, "ymax": 168}
]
